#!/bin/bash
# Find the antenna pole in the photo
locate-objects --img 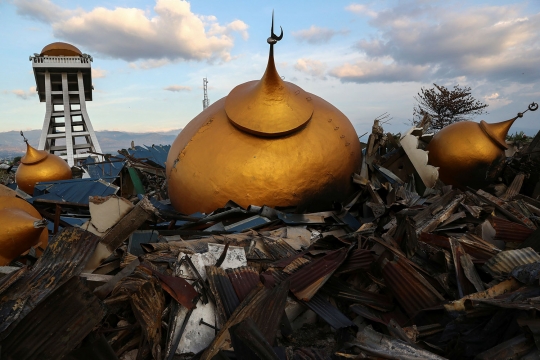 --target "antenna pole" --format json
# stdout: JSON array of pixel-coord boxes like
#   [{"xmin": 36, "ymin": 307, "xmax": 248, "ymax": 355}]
[{"xmin": 202, "ymin": 78, "xmax": 209, "ymax": 110}]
